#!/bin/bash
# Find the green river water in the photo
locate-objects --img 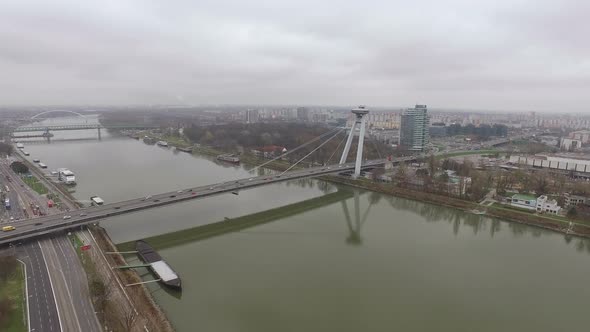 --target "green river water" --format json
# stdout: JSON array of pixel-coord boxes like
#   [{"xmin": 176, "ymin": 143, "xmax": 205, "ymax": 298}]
[{"xmin": 18, "ymin": 117, "xmax": 590, "ymax": 332}]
